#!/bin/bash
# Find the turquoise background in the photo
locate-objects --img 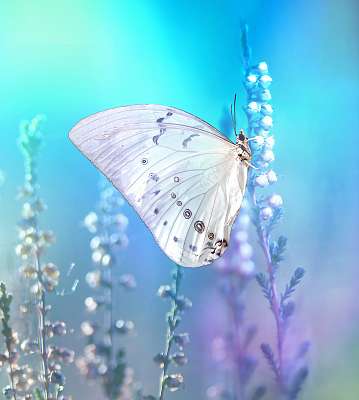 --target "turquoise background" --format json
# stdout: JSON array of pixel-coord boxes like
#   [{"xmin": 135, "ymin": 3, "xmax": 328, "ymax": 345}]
[{"xmin": 0, "ymin": 1, "xmax": 358, "ymax": 398}]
